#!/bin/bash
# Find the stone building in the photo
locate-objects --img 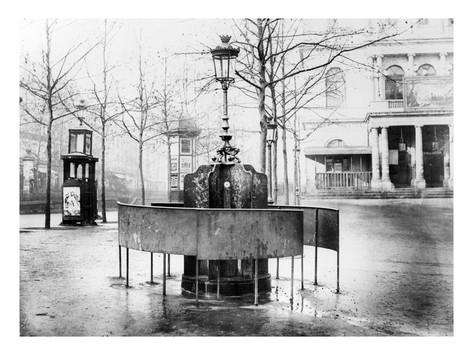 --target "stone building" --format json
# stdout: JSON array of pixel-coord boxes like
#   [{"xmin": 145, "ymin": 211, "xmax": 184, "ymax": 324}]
[{"xmin": 301, "ymin": 19, "xmax": 453, "ymax": 195}]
